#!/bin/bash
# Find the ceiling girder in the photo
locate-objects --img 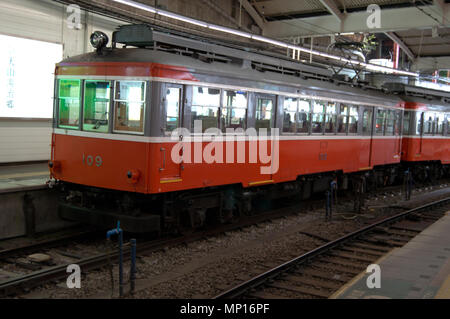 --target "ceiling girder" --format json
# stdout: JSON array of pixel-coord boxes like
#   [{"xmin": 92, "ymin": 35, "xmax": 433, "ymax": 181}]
[
  {"xmin": 238, "ymin": 0, "xmax": 265, "ymax": 31},
  {"xmin": 263, "ymin": 5, "xmax": 450, "ymax": 38},
  {"xmin": 319, "ymin": 0, "xmax": 345, "ymax": 22},
  {"xmin": 200, "ymin": 0, "xmax": 247, "ymax": 31},
  {"xmin": 384, "ymin": 32, "xmax": 416, "ymax": 61}
]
